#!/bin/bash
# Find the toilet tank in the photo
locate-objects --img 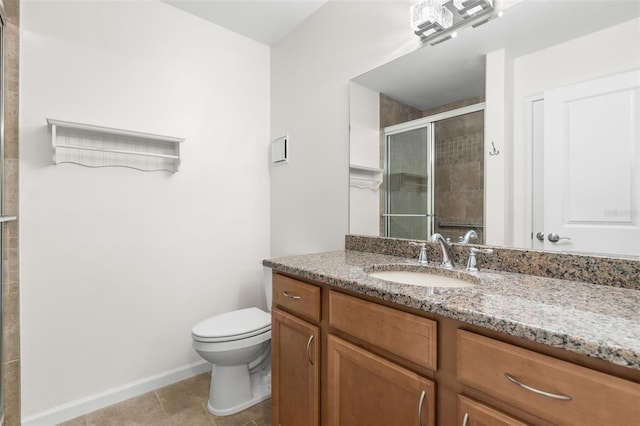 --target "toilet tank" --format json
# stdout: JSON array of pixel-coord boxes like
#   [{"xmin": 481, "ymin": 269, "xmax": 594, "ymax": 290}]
[{"xmin": 263, "ymin": 266, "xmax": 273, "ymax": 311}]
